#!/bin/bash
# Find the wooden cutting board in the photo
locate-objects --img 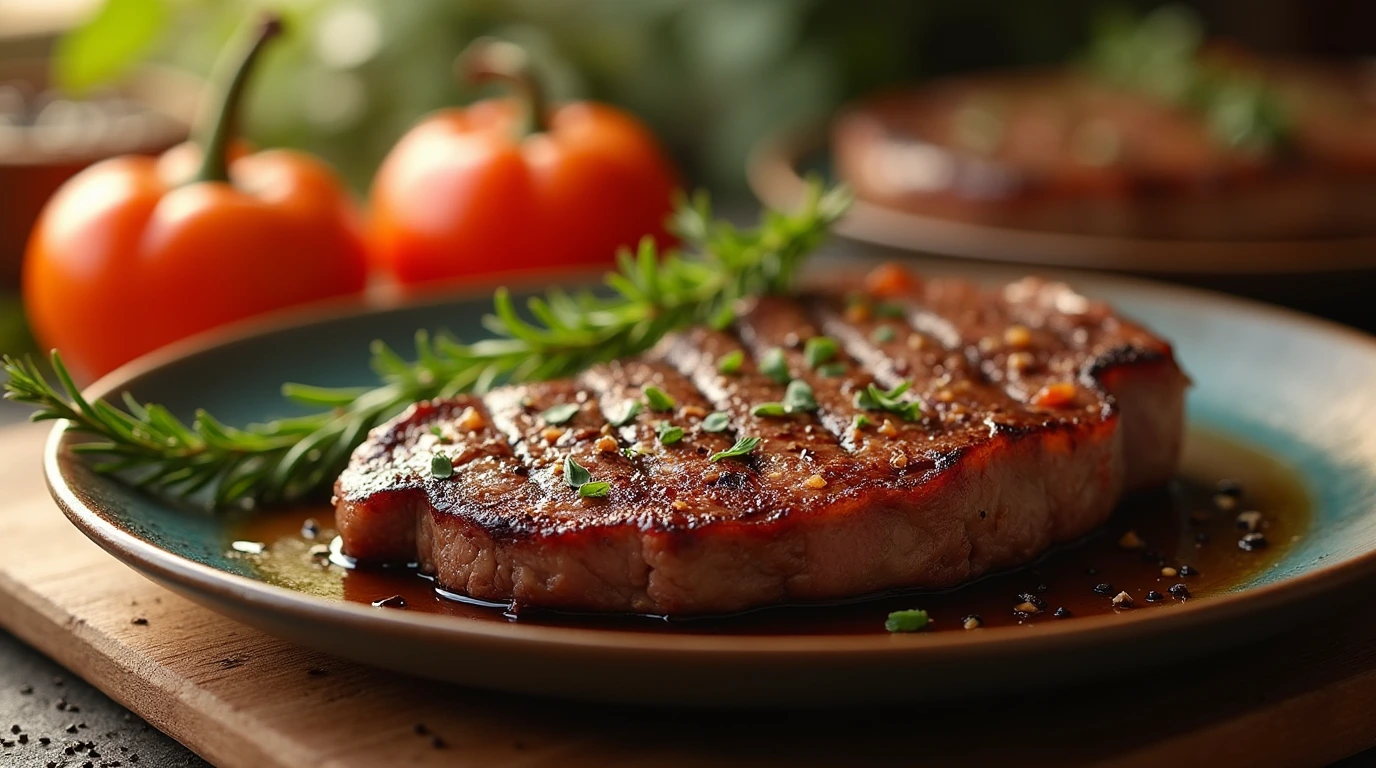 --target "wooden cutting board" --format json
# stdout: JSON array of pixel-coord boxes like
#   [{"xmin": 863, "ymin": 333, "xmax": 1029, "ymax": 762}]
[{"xmin": 1, "ymin": 420, "xmax": 1375, "ymax": 768}]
